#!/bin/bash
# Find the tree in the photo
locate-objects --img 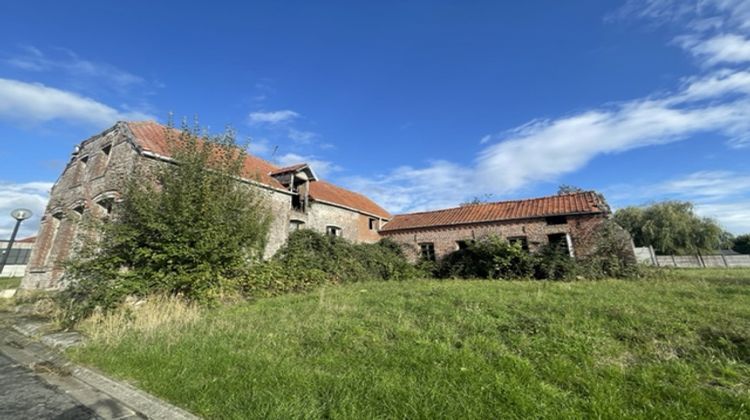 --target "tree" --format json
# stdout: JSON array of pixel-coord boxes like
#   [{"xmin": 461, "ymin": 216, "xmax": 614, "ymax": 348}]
[
  {"xmin": 460, "ymin": 194, "xmax": 495, "ymax": 206},
  {"xmin": 719, "ymin": 231, "xmax": 735, "ymax": 250},
  {"xmin": 60, "ymin": 121, "xmax": 272, "ymax": 323},
  {"xmin": 557, "ymin": 184, "xmax": 584, "ymax": 195},
  {"xmin": 733, "ymin": 234, "xmax": 750, "ymax": 254},
  {"xmin": 613, "ymin": 201, "xmax": 723, "ymax": 255}
]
